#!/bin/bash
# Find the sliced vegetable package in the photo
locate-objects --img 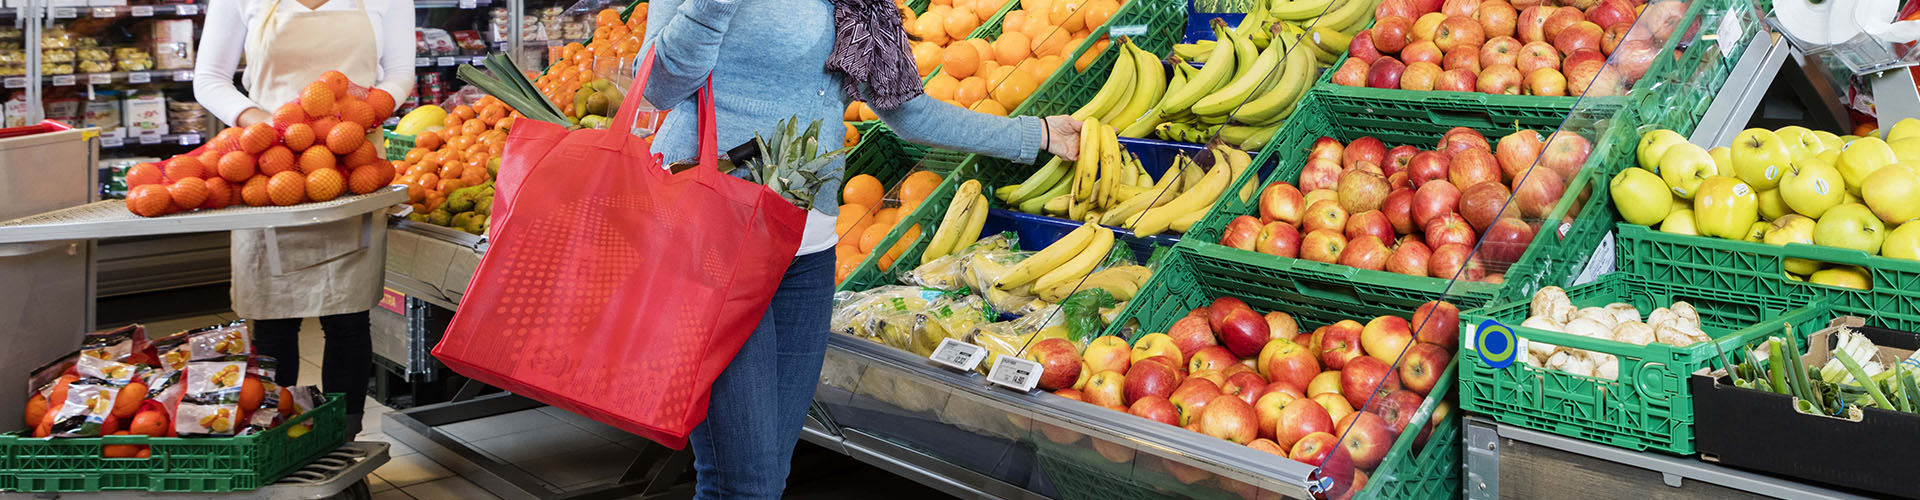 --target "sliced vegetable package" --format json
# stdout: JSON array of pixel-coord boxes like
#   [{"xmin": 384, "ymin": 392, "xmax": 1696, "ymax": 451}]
[
  {"xmin": 184, "ymin": 359, "xmax": 247, "ymax": 401},
  {"xmin": 175, "ymin": 401, "xmax": 238, "ymax": 436}
]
